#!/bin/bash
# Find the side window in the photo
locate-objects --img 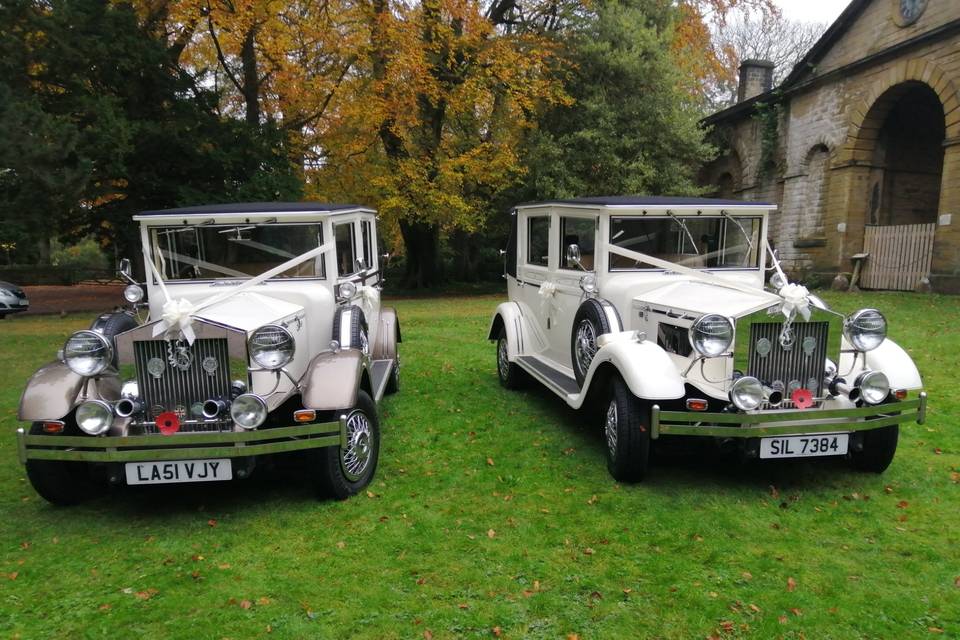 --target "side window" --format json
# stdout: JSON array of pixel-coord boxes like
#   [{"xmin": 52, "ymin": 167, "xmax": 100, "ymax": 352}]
[
  {"xmin": 526, "ymin": 216, "xmax": 550, "ymax": 267},
  {"xmin": 361, "ymin": 219, "xmax": 375, "ymax": 271},
  {"xmin": 335, "ymin": 222, "xmax": 357, "ymax": 276},
  {"xmin": 559, "ymin": 217, "xmax": 596, "ymax": 270}
]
